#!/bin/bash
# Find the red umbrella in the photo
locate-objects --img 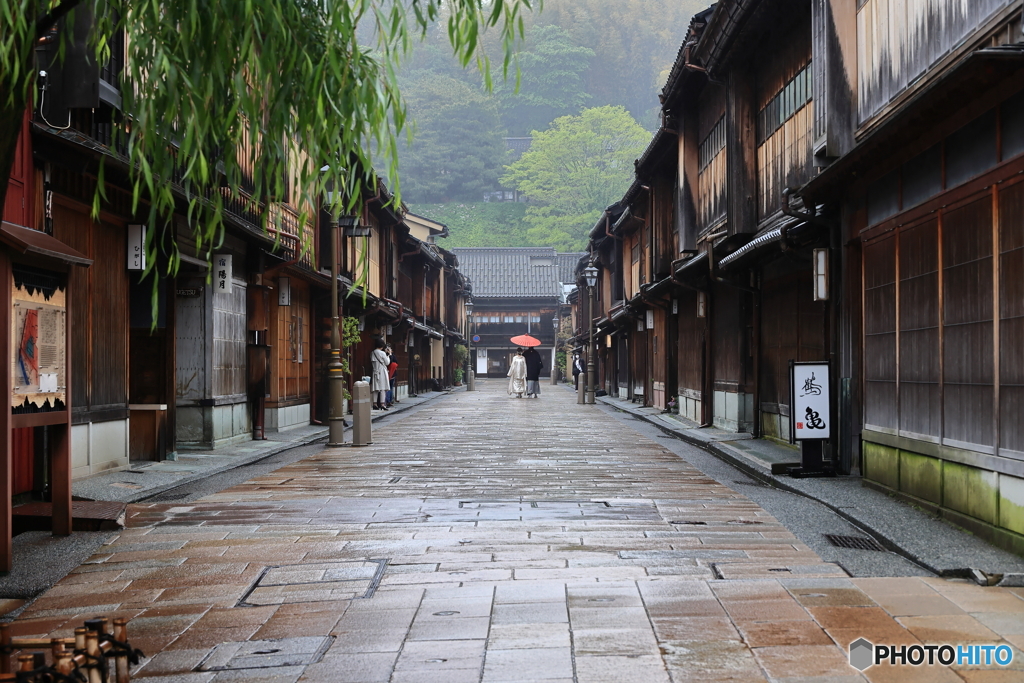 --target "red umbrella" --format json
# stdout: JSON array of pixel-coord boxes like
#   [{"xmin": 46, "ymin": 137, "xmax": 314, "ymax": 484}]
[{"xmin": 510, "ymin": 334, "xmax": 541, "ymax": 347}]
